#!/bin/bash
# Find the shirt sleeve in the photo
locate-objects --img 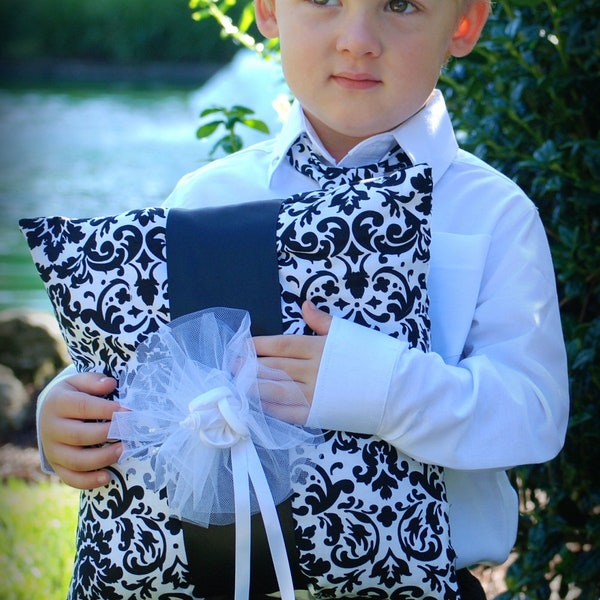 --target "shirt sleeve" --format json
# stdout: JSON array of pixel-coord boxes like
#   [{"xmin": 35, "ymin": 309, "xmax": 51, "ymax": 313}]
[{"xmin": 306, "ymin": 203, "xmax": 569, "ymax": 471}]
